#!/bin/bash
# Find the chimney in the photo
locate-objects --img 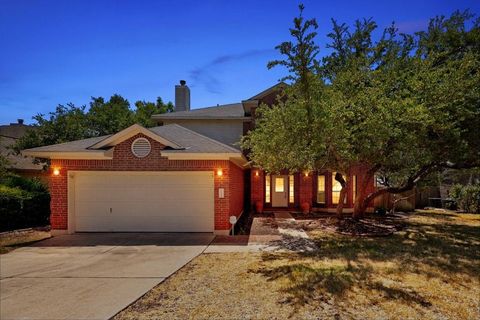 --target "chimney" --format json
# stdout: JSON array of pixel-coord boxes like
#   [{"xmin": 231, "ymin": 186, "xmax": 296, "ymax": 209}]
[
  {"xmin": 10, "ymin": 119, "xmax": 24, "ymax": 126},
  {"xmin": 175, "ymin": 80, "xmax": 190, "ymax": 112}
]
